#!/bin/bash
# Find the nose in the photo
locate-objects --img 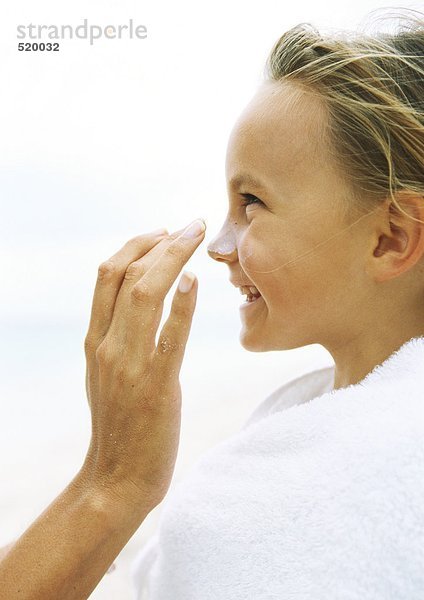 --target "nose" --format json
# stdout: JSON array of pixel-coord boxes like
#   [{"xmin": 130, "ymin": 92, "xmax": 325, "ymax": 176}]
[{"xmin": 207, "ymin": 223, "xmax": 238, "ymax": 263}]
